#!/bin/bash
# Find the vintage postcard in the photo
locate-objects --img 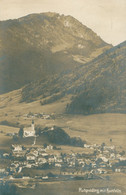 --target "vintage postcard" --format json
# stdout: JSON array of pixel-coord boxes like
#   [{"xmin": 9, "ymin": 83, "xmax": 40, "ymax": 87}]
[{"xmin": 0, "ymin": 0, "xmax": 126, "ymax": 194}]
